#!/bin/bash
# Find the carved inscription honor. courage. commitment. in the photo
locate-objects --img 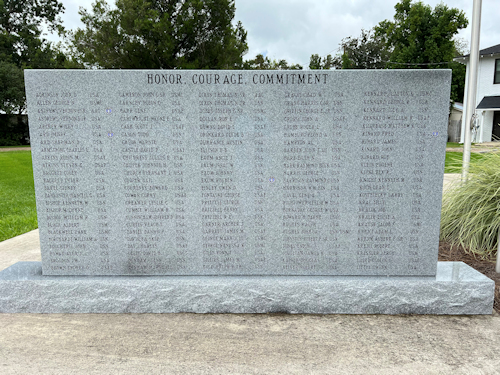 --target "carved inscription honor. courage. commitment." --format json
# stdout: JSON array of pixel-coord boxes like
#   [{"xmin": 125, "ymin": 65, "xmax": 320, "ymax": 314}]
[{"xmin": 25, "ymin": 70, "xmax": 451, "ymax": 276}]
